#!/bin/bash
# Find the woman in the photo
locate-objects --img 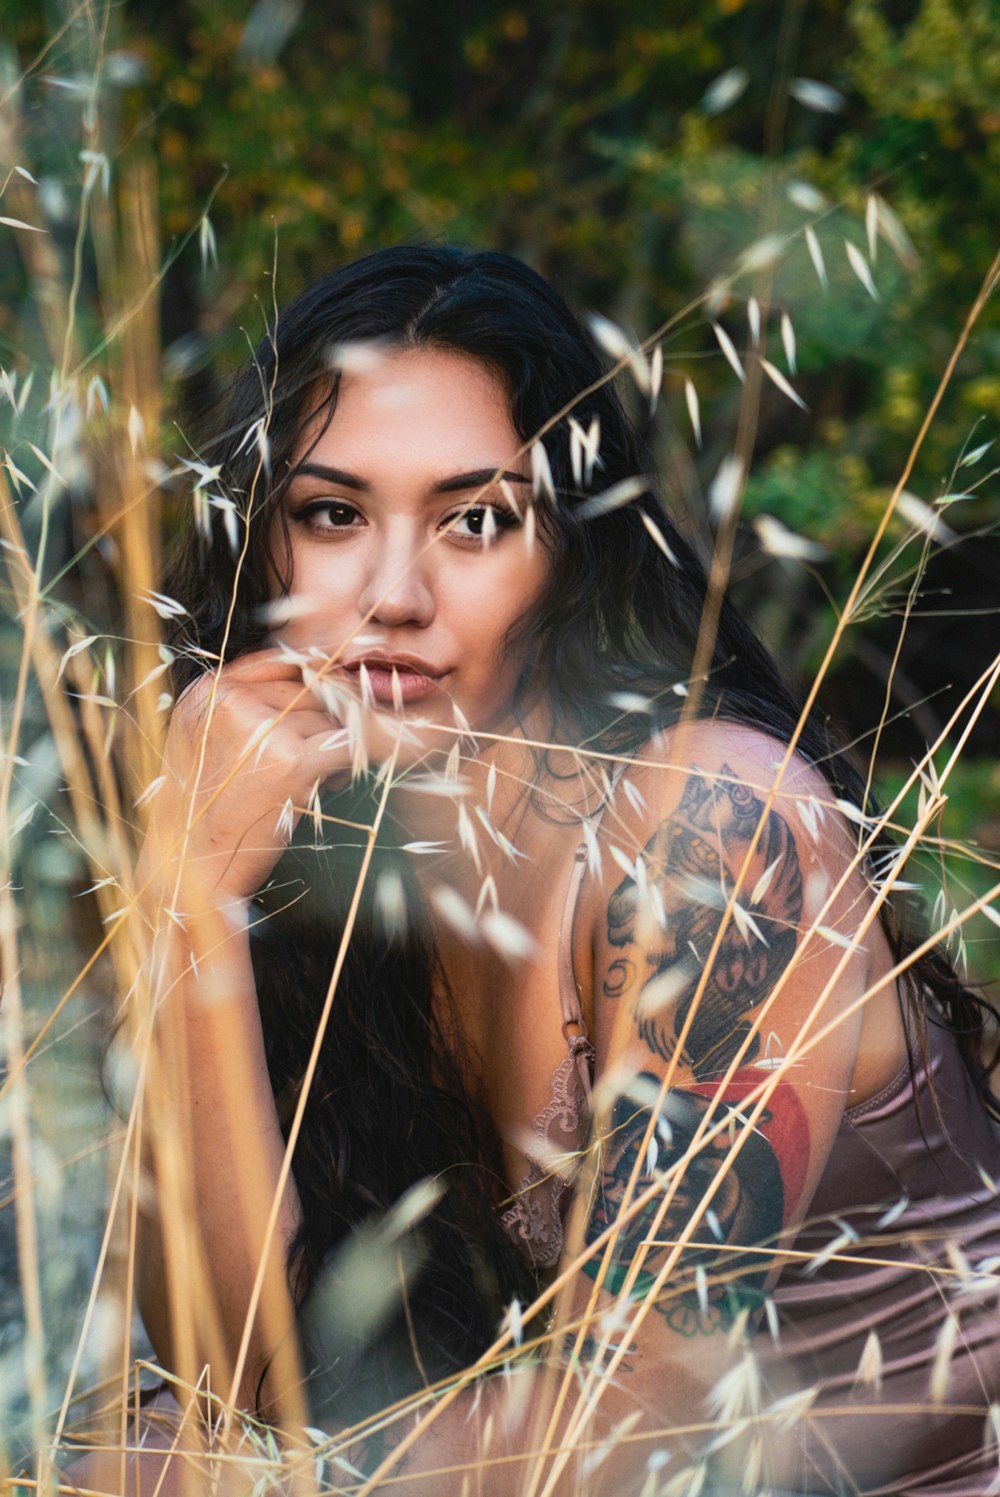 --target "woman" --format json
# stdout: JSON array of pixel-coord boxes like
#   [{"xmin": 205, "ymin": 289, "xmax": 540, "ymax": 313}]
[{"xmin": 94, "ymin": 245, "xmax": 1000, "ymax": 1494}]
